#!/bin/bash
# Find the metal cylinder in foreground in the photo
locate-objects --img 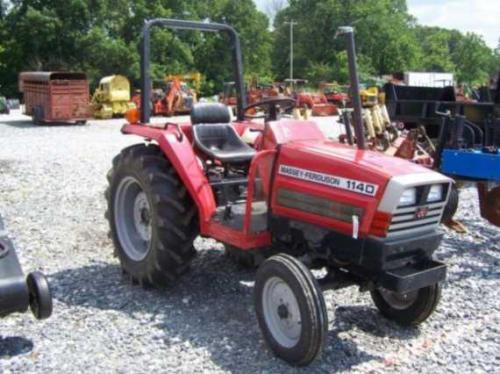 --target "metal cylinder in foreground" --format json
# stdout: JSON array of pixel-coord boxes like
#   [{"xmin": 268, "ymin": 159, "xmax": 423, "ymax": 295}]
[{"xmin": 338, "ymin": 26, "xmax": 365, "ymax": 150}]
